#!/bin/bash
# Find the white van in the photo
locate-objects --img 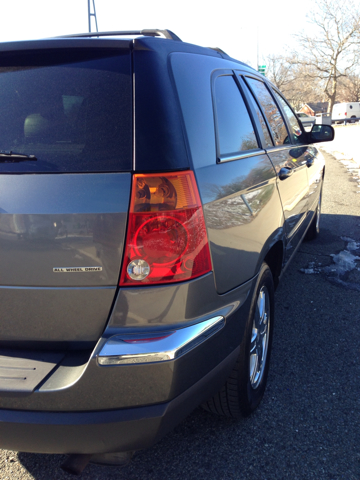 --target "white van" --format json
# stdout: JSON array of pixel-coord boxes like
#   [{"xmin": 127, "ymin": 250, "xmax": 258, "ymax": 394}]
[{"xmin": 332, "ymin": 102, "xmax": 360, "ymax": 122}]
